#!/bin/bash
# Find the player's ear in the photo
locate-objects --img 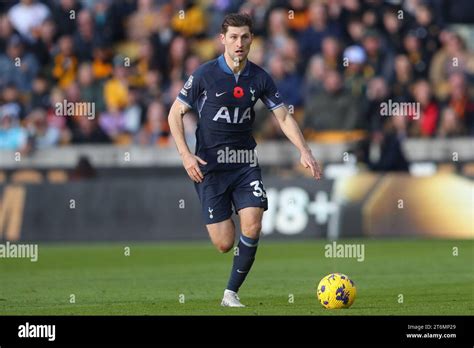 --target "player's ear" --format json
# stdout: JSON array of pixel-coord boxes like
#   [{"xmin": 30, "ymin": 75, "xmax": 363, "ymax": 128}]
[{"xmin": 220, "ymin": 33, "xmax": 225, "ymax": 44}]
